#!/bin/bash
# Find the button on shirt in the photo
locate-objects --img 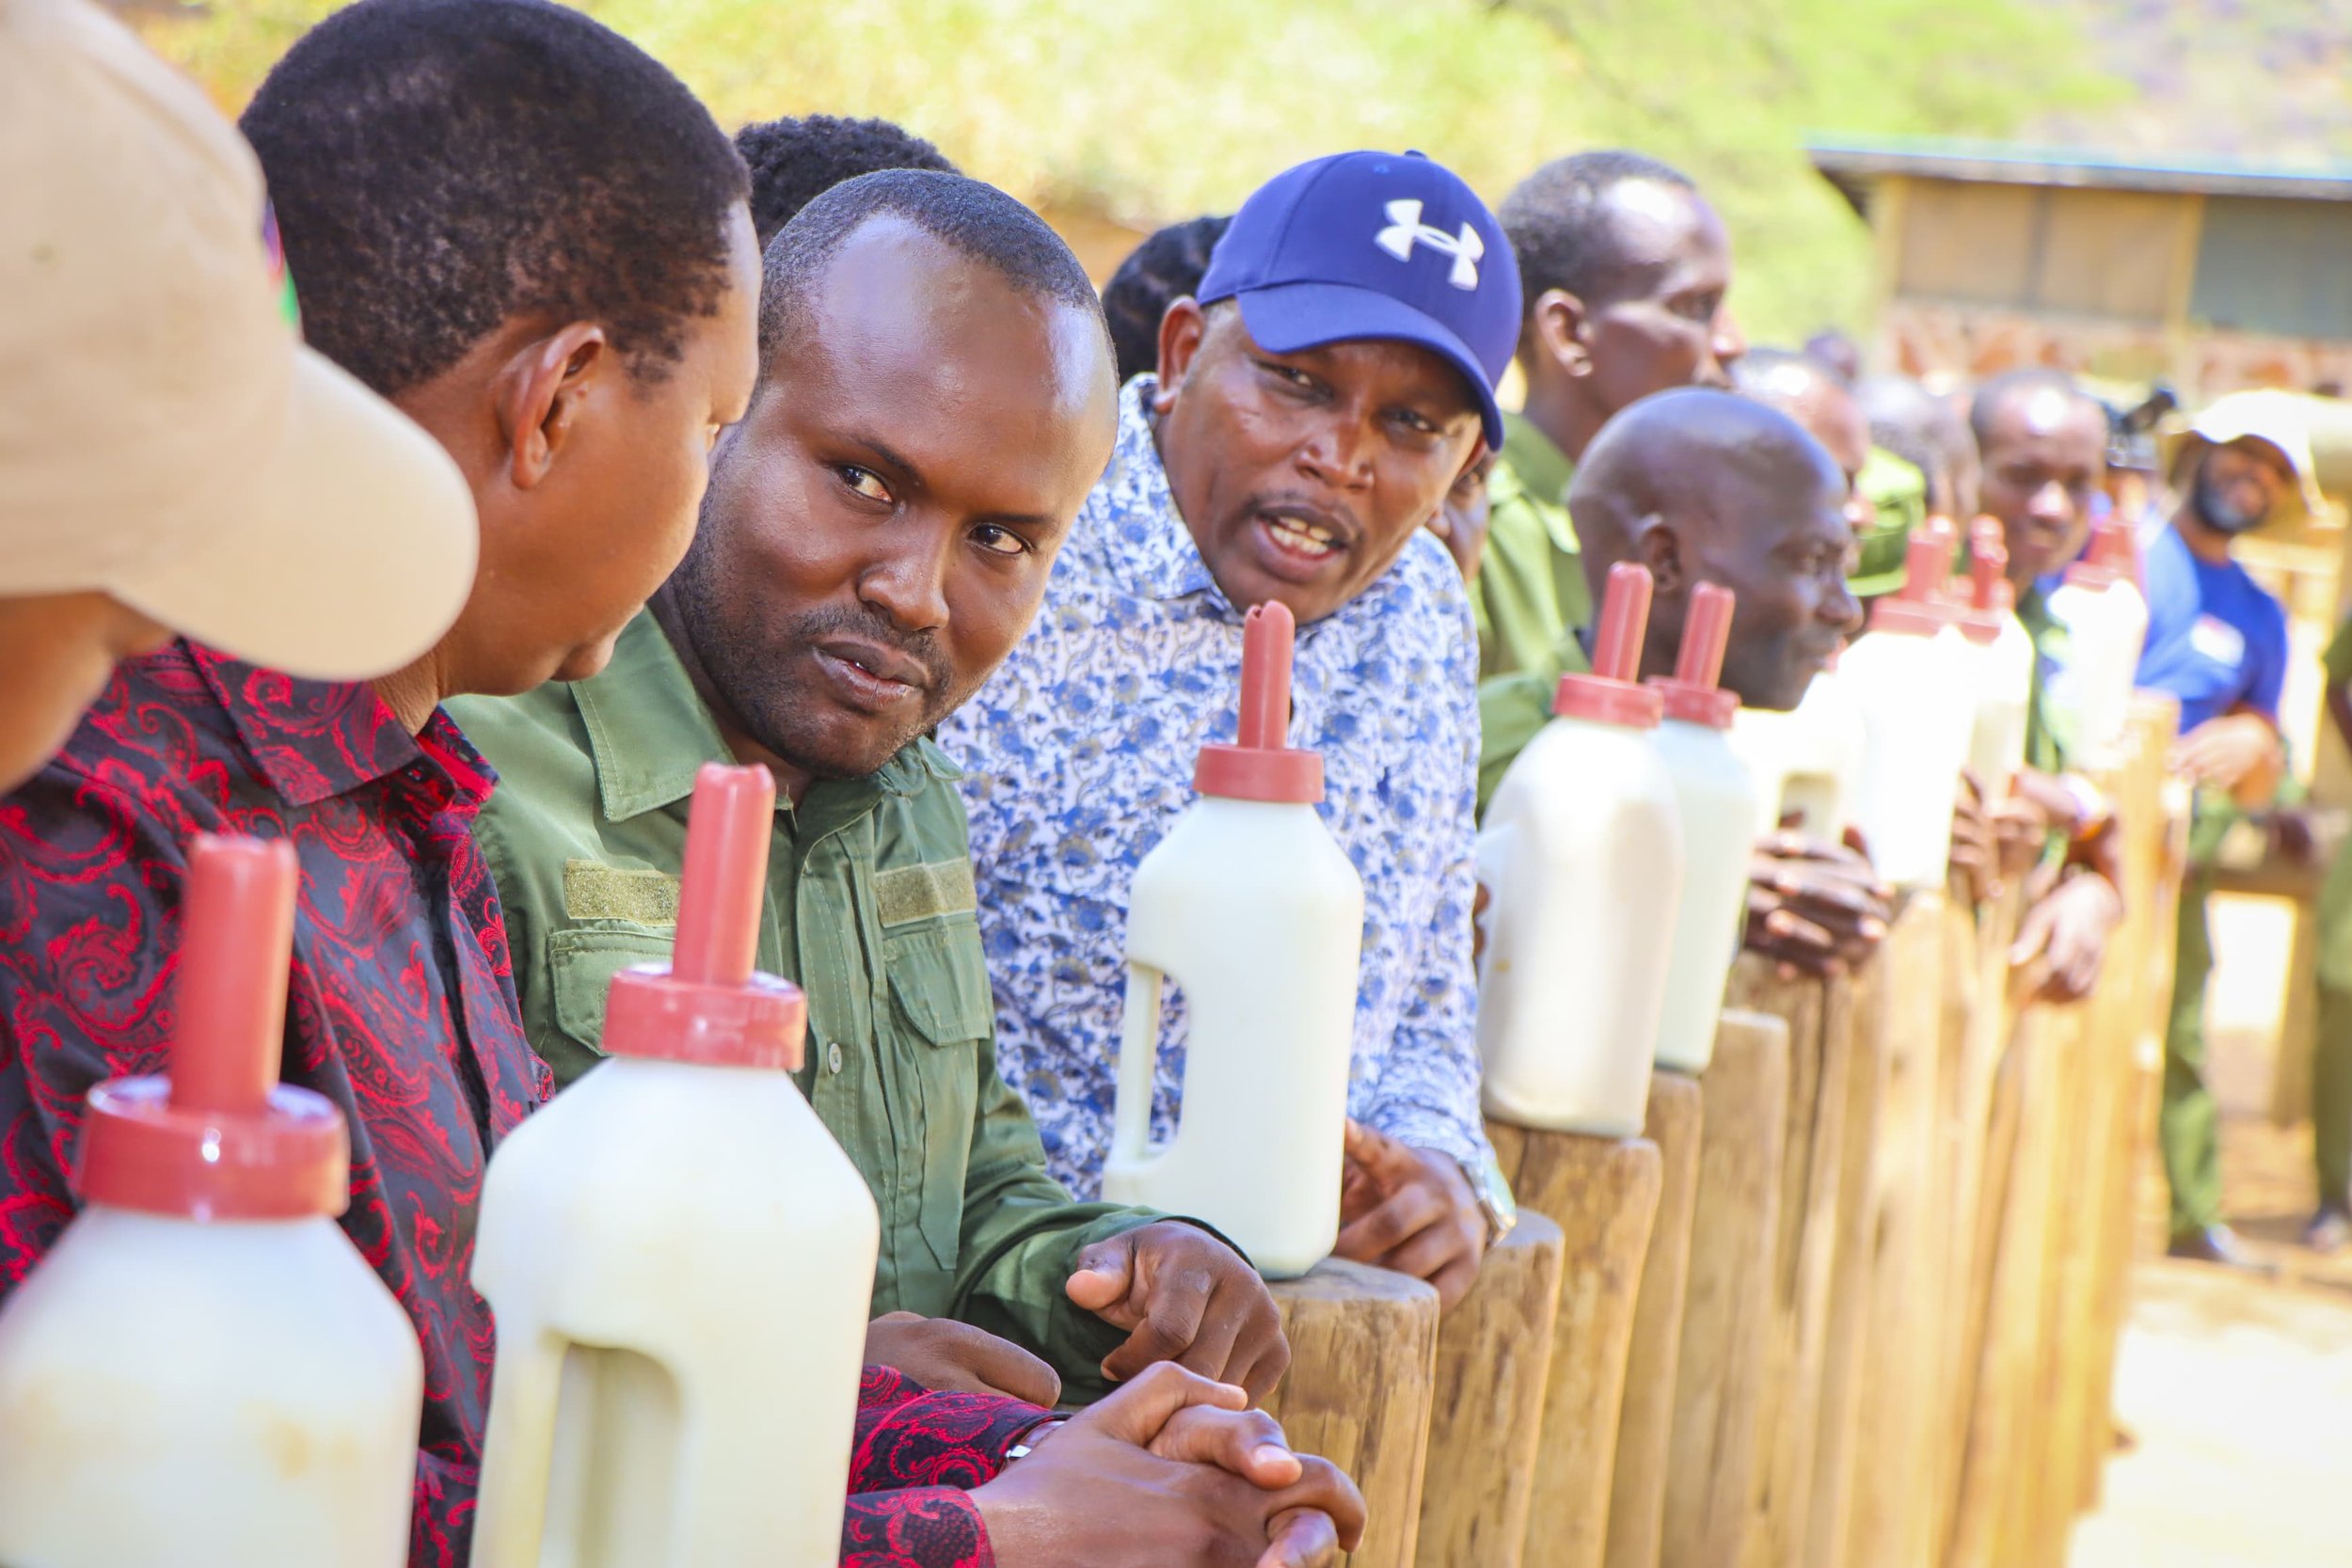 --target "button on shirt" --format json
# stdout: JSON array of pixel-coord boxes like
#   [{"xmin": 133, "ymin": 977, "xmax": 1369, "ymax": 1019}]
[
  {"xmin": 2134, "ymin": 521, "xmax": 2289, "ymax": 735},
  {"xmin": 0, "ymin": 642, "xmax": 548, "ymax": 1567},
  {"xmin": 451, "ymin": 612, "xmax": 1156, "ymax": 1400},
  {"xmin": 941, "ymin": 376, "xmax": 1490, "ymax": 1198}
]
